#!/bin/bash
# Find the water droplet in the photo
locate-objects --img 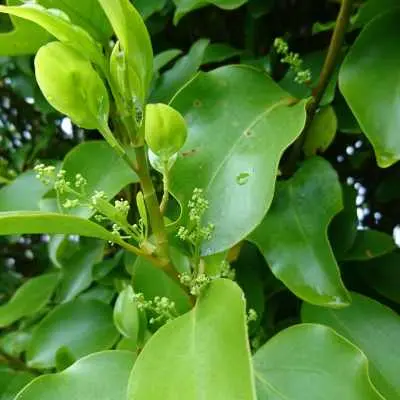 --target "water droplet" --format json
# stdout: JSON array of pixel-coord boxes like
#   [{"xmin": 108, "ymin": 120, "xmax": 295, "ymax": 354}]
[
  {"xmin": 346, "ymin": 176, "xmax": 354, "ymax": 186},
  {"xmin": 236, "ymin": 172, "xmax": 250, "ymax": 185},
  {"xmin": 354, "ymin": 140, "xmax": 363, "ymax": 149},
  {"xmin": 25, "ymin": 97, "xmax": 35, "ymax": 105},
  {"xmin": 346, "ymin": 146, "xmax": 354, "ymax": 156},
  {"xmin": 336, "ymin": 155, "xmax": 344, "ymax": 163}
]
